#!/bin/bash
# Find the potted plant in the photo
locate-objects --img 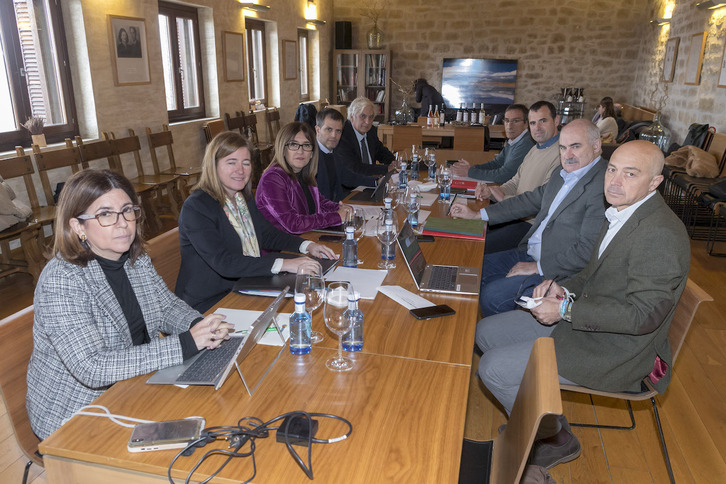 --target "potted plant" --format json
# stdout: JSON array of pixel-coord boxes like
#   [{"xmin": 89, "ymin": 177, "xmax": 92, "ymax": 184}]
[{"xmin": 22, "ymin": 116, "xmax": 46, "ymax": 147}]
